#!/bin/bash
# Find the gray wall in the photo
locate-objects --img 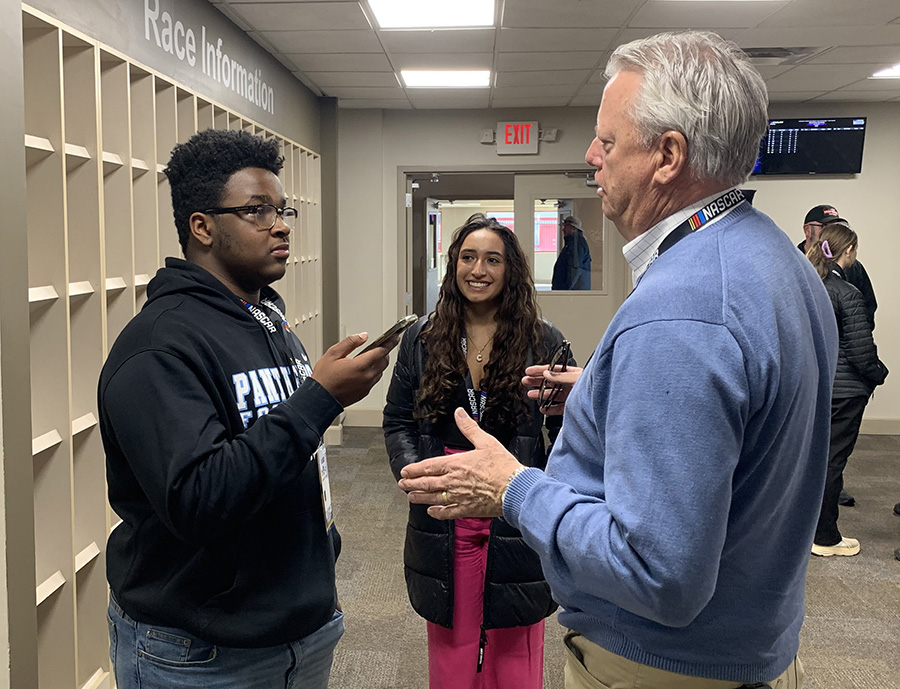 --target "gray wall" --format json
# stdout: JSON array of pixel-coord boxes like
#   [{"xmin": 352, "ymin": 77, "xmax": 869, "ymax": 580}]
[{"xmin": 338, "ymin": 103, "xmax": 900, "ymax": 431}]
